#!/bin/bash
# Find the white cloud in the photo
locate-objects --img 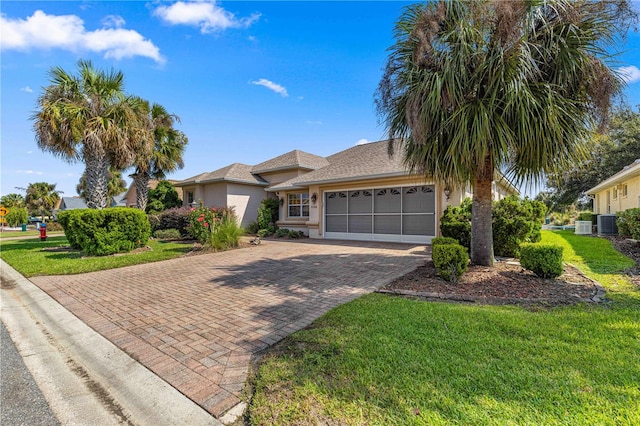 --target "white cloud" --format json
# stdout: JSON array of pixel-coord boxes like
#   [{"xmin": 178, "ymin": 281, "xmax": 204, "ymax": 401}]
[
  {"xmin": 251, "ymin": 78, "xmax": 288, "ymax": 97},
  {"xmin": 101, "ymin": 15, "xmax": 126, "ymax": 29},
  {"xmin": 355, "ymin": 138, "xmax": 370, "ymax": 145},
  {"xmin": 20, "ymin": 86, "xmax": 33, "ymax": 93},
  {"xmin": 154, "ymin": 1, "xmax": 260, "ymax": 33},
  {"xmin": 16, "ymin": 170, "xmax": 44, "ymax": 175},
  {"xmin": 617, "ymin": 65, "xmax": 640, "ymax": 84},
  {"xmin": 0, "ymin": 10, "xmax": 164, "ymax": 63},
  {"xmin": 26, "ymin": 150, "xmax": 33, "ymax": 154},
  {"xmin": 306, "ymin": 120, "xmax": 322, "ymax": 125}
]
